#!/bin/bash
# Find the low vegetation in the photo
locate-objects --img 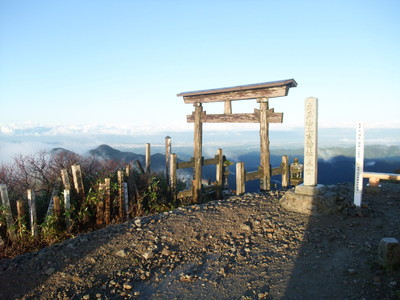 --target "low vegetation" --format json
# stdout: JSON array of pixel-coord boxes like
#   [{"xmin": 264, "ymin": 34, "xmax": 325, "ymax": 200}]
[{"xmin": 0, "ymin": 150, "xmax": 186, "ymax": 260}]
